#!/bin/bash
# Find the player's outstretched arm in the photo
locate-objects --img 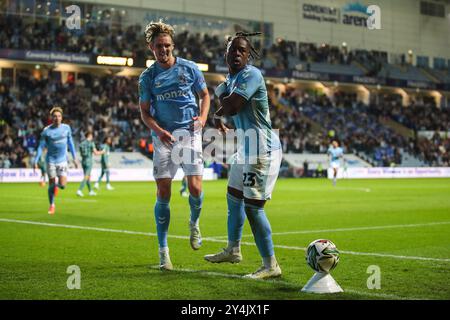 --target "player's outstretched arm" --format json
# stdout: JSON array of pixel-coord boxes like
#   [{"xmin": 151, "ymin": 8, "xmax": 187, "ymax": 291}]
[{"xmin": 139, "ymin": 101, "xmax": 174, "ymax": 147}]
